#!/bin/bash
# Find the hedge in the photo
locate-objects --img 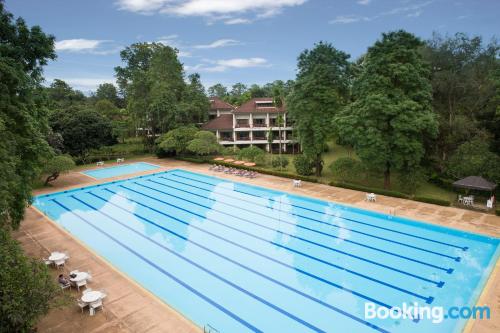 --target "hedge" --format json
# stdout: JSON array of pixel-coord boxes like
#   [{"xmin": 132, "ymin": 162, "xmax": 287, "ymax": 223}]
[
  {"xmin": 413, "ymin": 196, "xmax": 451, "ymax": 206},
  {"xmin": 329, "ymin": 181, "xmax": 409, "ymax": 199},
  {"xmin": 178, "ymin": 157, "xmax": 319, "ymax": 183}
]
